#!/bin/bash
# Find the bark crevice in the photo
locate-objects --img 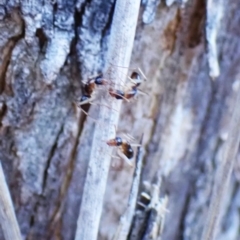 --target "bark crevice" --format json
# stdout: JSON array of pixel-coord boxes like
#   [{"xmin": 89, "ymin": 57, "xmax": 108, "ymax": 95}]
[{"xmin": 0, "ymin": 10, "xmax": 25, "ymax": 93}]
